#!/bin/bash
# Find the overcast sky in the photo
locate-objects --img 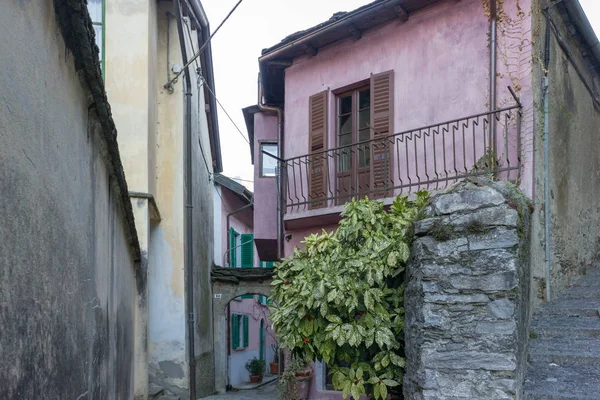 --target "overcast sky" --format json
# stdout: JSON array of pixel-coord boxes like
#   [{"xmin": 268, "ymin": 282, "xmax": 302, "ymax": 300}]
[{"xmin": 202, "ymin": 0, "xmax": 600, "ymax": 190}]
